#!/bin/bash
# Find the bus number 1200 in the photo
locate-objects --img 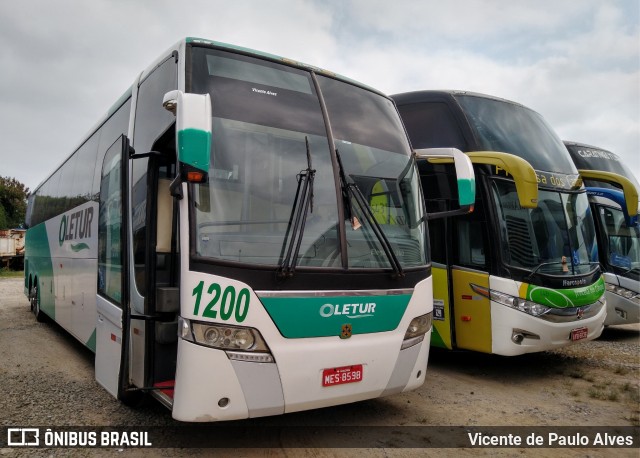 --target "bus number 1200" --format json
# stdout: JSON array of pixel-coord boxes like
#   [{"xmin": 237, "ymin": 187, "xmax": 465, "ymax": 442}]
[{"xmin": 192, "ymin": 281, "xmax": 250, "ymax": 322}]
